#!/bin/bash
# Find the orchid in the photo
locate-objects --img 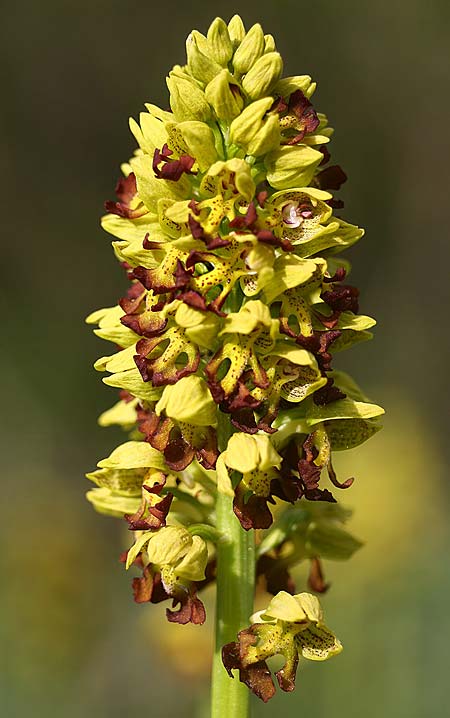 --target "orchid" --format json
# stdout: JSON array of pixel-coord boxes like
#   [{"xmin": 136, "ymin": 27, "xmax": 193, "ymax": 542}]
[
  {"xmin": 223, "ymin": 591, "xmax": 342, "ymax": 701},
  {"xmin": 86, "ymin": 15, "xmax": 383, "ymax": 716}
]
